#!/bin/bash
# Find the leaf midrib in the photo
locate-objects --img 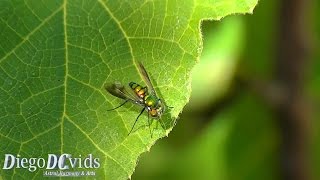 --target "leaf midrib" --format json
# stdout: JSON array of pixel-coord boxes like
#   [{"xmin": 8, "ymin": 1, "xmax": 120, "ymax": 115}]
[{"xmin": 60, "ymin": 0, "xmax": 139, "ymax": 177}]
